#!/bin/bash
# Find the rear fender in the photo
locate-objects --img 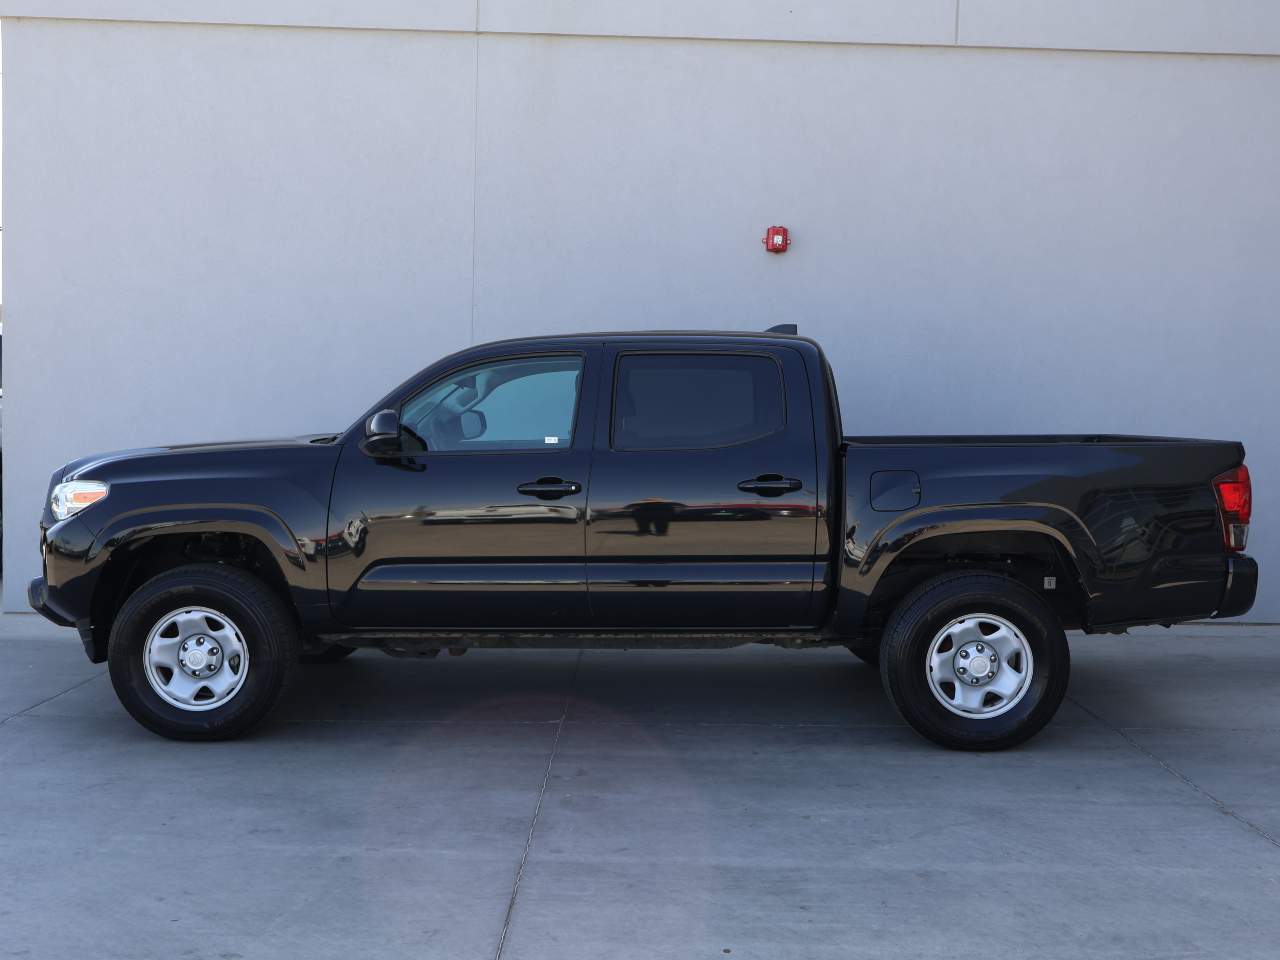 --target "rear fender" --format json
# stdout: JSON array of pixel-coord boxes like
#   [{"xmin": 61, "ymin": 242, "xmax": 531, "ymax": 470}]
[{"xmin": 833, "ymin": 503, "xmax": 1099, "ymax": 635}]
